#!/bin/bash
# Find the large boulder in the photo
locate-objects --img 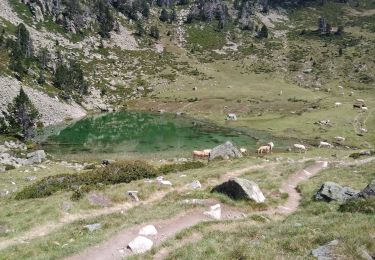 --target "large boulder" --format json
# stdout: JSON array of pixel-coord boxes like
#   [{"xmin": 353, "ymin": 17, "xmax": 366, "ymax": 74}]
[
  {"xmin": 208, "ymin": 141, "xmax": 242, "ymax": 161},
  {"xmin": 354, "ymin": 179, "xmax": 375, "ymax": 199},
  {"xmin": 212, "ymin": 178, "xmax": 265, "ymax": 203},
  {"xmin": 315, "ymin": 182, "xmax": 358, "ymax": 203},
  {"xmin": 127, "ymin": 236, "xmax": 153, "ymax": 254},
  {"xmin": 26, "ymin": 150, "xmax": 46, "ymax": 164}
]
